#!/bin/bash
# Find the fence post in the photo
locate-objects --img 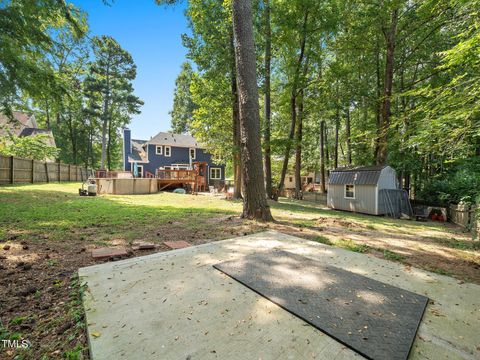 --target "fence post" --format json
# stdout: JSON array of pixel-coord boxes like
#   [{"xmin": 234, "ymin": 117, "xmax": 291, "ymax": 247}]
[
  {"xmin": 68, "ymin": 164, "xmax": 71, "ymax": 181},
  {"xmin": 45, "ymin": 162, "xmax": 49, "ymax": 183},
  {"xmin": 57, "ymin": 162, "xmax": 61, "ymax": 182},
  {"xmin": 31, "ymin": 159, "xmax": 34, "ymax": 183},
  {"xmin": 9, "ymin": 156, "xmax": 14, "ymax": 184}
]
